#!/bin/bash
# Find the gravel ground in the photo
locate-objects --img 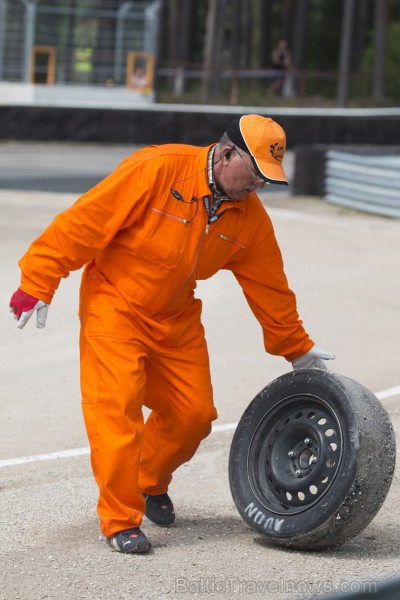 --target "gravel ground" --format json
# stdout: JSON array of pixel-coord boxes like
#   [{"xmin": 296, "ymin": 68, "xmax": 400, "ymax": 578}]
[{"xmin": 1, "ymin": 418, "xmax": 399, "ymax": 600}]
